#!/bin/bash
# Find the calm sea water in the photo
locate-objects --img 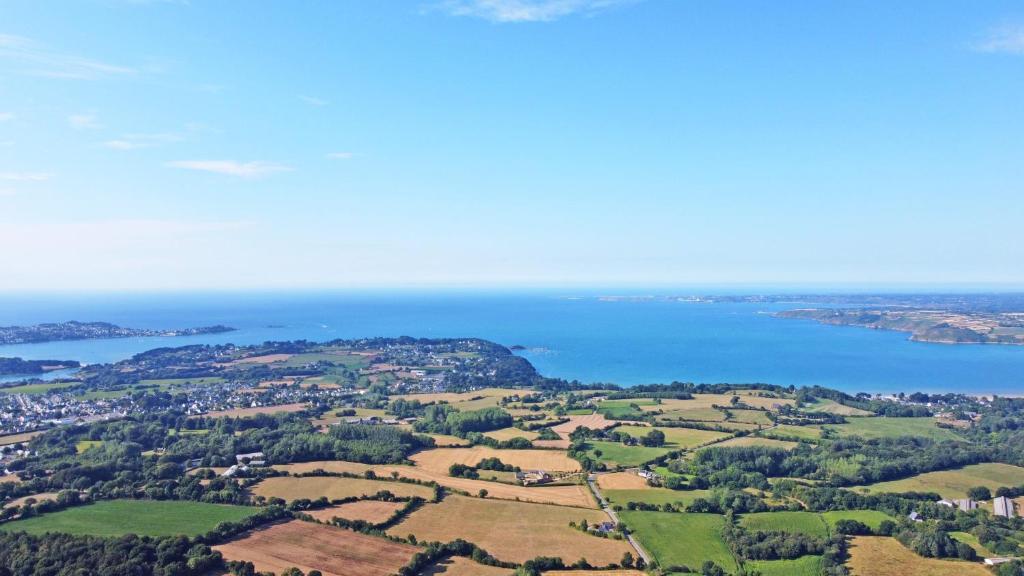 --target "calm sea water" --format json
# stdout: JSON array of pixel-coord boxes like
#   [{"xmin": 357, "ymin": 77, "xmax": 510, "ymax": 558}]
[{"xmin": 1, "ymin": 292, "xmax": 1023, "ymax": 394}]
